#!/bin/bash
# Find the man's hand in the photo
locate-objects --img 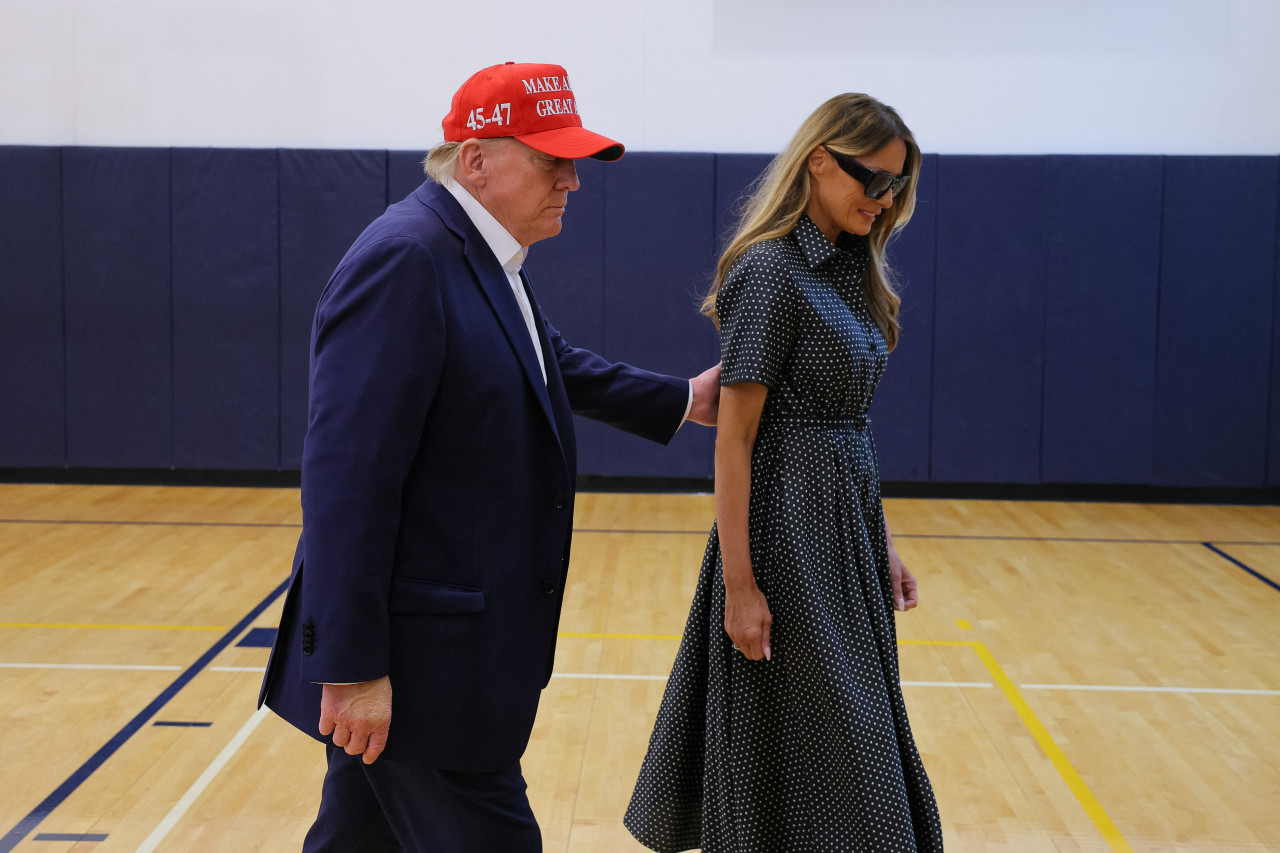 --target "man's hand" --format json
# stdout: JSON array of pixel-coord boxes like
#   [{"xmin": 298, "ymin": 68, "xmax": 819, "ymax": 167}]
[
  {"xmin": 687, "ymin": 362, "xmax": 722, "ymax": 426},
  {"xmin": 319, "ymin": 676, "xmax": 392, "ymax": 765}
]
